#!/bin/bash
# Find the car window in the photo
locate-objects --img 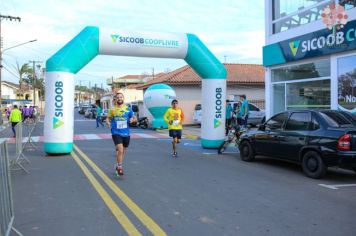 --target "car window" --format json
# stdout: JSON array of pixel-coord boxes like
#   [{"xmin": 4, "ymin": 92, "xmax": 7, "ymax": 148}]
[
  {"xmin": 248, "ymin": 104, "xmax": 259, "ymax": 111},
  {"xmin": 265, "ymin": 112, "xmax": 287, "ymax": 130},
  {"xmin": 195, "ymin": 104, "xmax": 201, "ymax": 110},
  {"xmin": 319, "ymin": 111, "xmax": 355, "ymax": 127},
  {"xmin": 340, "ymin": 111, "xmax": 356, "ymax": 125},
  {"xmin": 311, "ymin": 115, "xmax": 320, "ymax": 130},
  {"xmin": 285, "ymin": 112, "xmax": 311, "ymax": 131}
]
